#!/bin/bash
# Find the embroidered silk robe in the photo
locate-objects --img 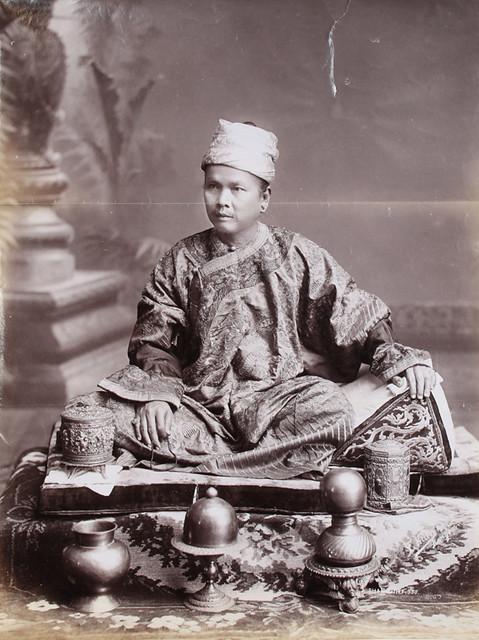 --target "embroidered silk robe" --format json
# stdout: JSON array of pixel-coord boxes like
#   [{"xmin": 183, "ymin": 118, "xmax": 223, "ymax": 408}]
[{"xmin": 85, "ymin": 223, "xmax": 451, "ymax": 479}]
